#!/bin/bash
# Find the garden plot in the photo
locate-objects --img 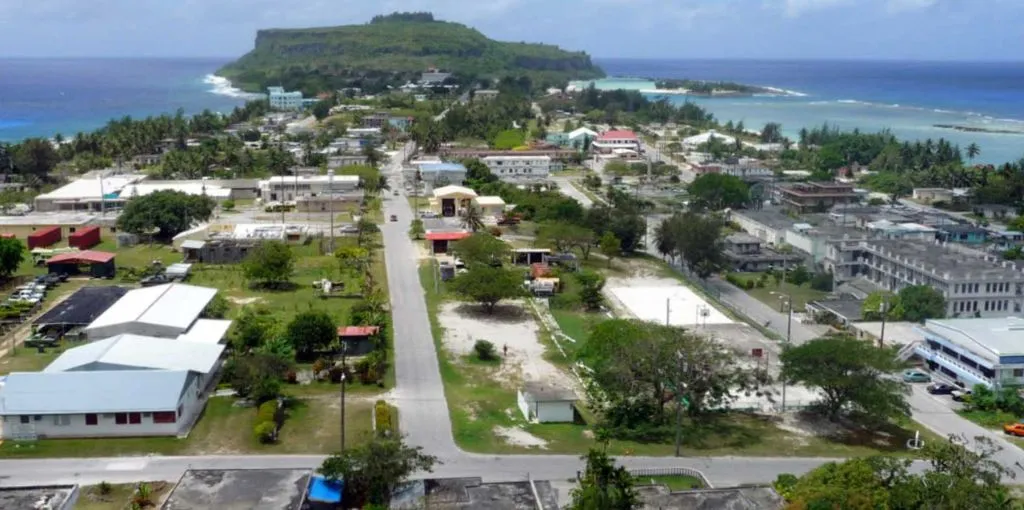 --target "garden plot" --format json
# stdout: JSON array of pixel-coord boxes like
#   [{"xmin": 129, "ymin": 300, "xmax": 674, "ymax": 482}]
[{"xmin": 607, "ymin": 276, "xmax": 733, "ymax": 327}]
